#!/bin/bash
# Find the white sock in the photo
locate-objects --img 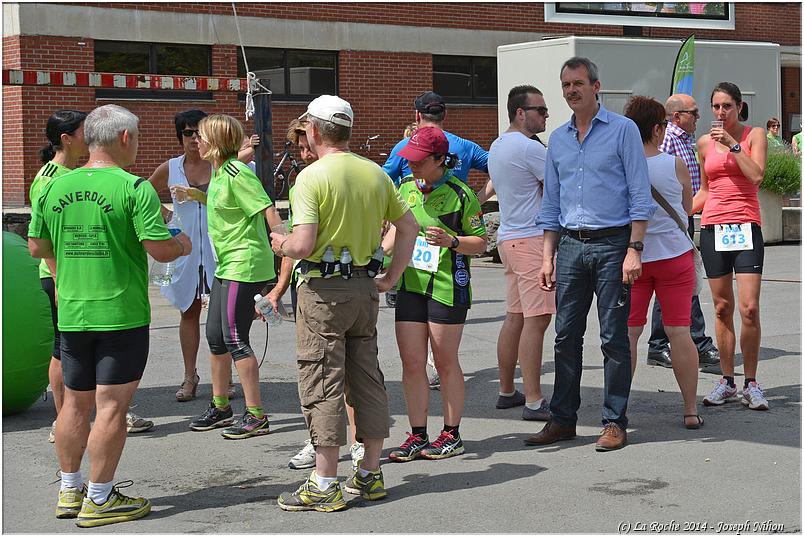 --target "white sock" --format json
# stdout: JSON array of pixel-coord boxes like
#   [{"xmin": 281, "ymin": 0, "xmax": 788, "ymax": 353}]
[
  {"xmin": 60, "ymin": 470, "xmax": 82, "ymax": 491},
  {"xmin": 498, "ymin": 390, "xmax": 516, "ymax": 397},
  {"xmin": 313, "ymin": 472, "xmax": 338, "ymax": 491},
  {"xmin": 357, "ymin": 466, "xmax": 373, "ymax": 477},
  {"xmin": 87, "ymin": 480, "xmax": 114, "ymax": 505},
  {"xmin": 525, "ymin": 398, "xmax": 545, "ymax": 410}
]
